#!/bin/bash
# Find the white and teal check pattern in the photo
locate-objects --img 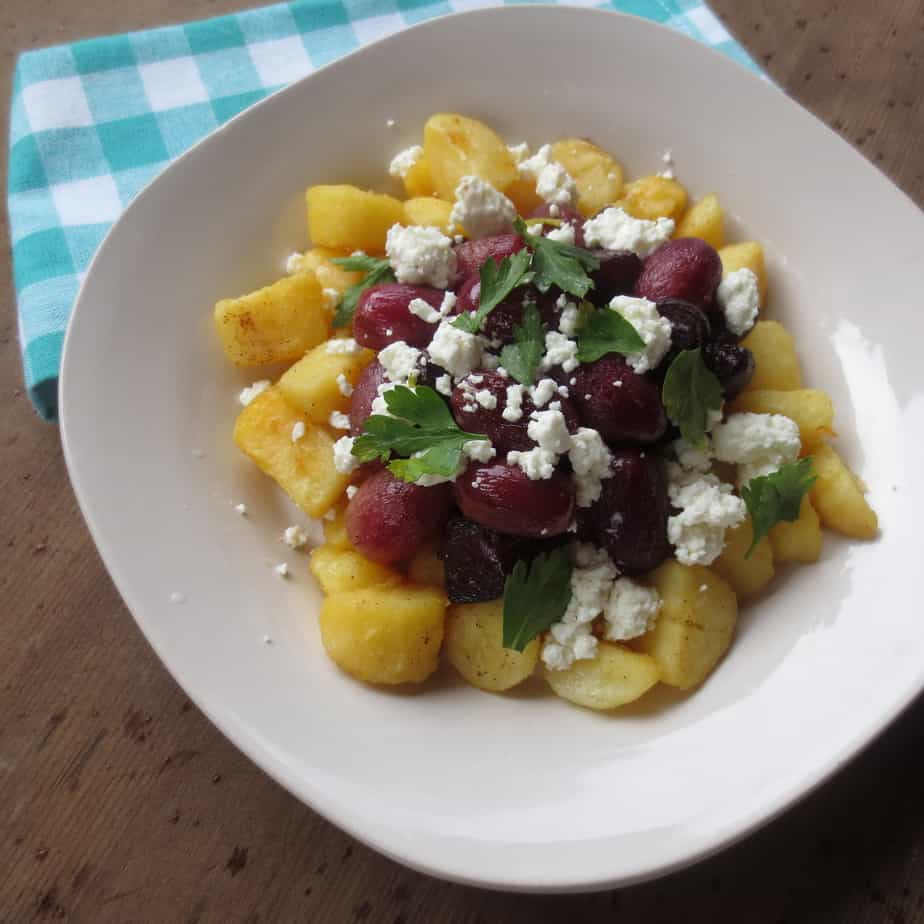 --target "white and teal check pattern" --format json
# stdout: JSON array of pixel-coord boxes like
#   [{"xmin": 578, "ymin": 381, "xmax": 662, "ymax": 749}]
[{"xmin": 7, "ymin": 0, "xmax": 757, "ymax": 420}]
